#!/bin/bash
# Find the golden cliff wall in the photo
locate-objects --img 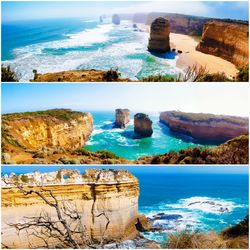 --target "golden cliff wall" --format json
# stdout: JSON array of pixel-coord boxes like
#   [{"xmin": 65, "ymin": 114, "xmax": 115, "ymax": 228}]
[
  {"xmin": 2, "ymin": 109, "xmax": 93, "ymax": 151},
  {"xmin": 196, "ymin": 20, "xmax": 249, "ymax": 67},
  {"xmin": 1, "ymin": 169, "xmax": 140, "ymax": 248},
  {"xmin": 160, "ymin": 111, "xmax": 249, "ymax": 143}
]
